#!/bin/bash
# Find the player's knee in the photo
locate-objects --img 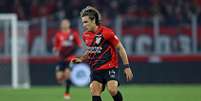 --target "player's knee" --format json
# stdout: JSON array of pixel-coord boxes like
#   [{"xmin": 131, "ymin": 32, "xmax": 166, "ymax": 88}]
[
  {"xmin": 107, "ymin": 81, "xmax": 118, "ymax": 96},
  {"xmin": 90, "ymin": 82, "xmax": 102, "ymax": 96},
  {"xmin": 90, "ymin": 86, "xmax": 102, "ymax": 96},
  {"xmin": 56, "ymin": 72, "xmax": 63, "ymax": 80},
  {"xmin": 64, "ymin": 69, "xmax": 70, "ymax": 79},
  {"xmin": 108, "ymin": 87, "xmax": 118, "ymax": 96},
  {"xmin": 56, "ymin": 76, "xmax": 62, "ymax": 81}
]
